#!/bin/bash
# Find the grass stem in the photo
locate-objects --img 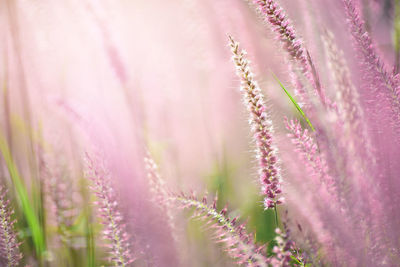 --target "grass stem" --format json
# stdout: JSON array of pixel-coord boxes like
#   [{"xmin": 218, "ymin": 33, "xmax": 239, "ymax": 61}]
[{"xmin": 274, "ymin": 205, "xmax": 279, "ymax": 229}]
